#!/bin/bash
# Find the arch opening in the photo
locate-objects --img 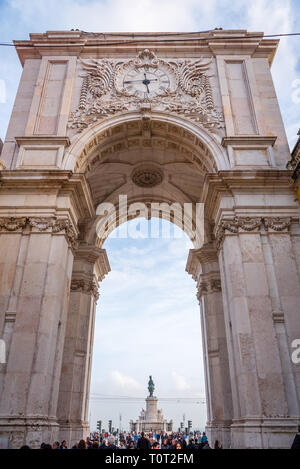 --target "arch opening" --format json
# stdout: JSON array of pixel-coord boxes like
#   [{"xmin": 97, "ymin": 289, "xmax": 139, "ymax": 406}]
[{"xmin": 89, "ymin": 218, "xmax": 207, "ymax": 434}]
